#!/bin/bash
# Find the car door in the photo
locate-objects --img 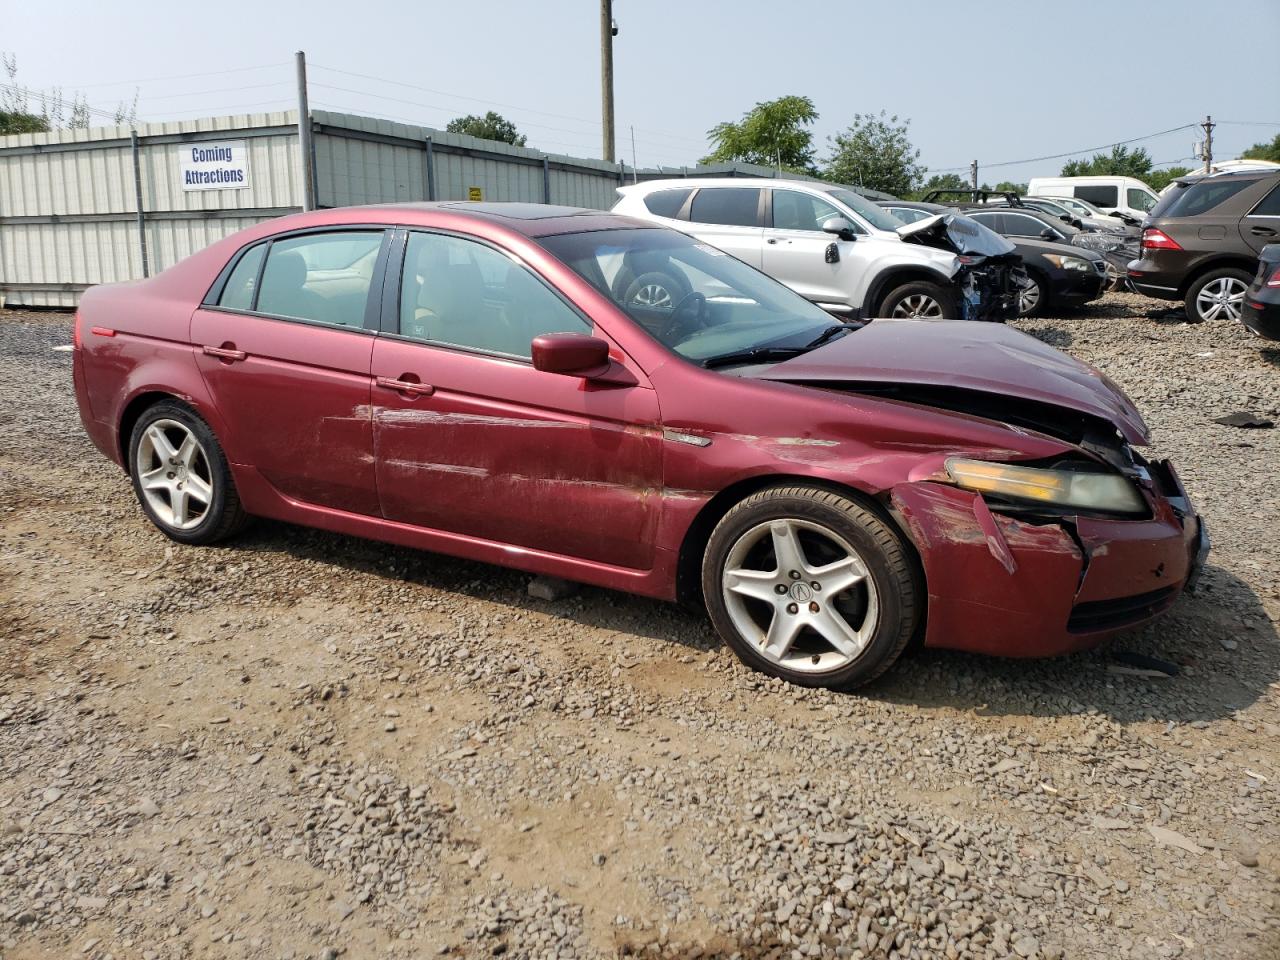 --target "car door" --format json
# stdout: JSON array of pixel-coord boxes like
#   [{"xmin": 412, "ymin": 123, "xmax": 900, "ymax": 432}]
[
  {"xmin": 682, "ymin": 187, "xmax": 765, "ymax": 267},
  {"xmin": 370, "ymin": 229, "xmax": 663, "ymax": 570},
  {"xmin": 1241, "ymin": 180, "xmax": 1280, "ymax": 253},
  {"xmin": 761, "ymin": 189, "xmax": 865, "ymax": 310},
  {"xmin": 191, "ymin": 228, "xmax": 389, "ymax": 516}
]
